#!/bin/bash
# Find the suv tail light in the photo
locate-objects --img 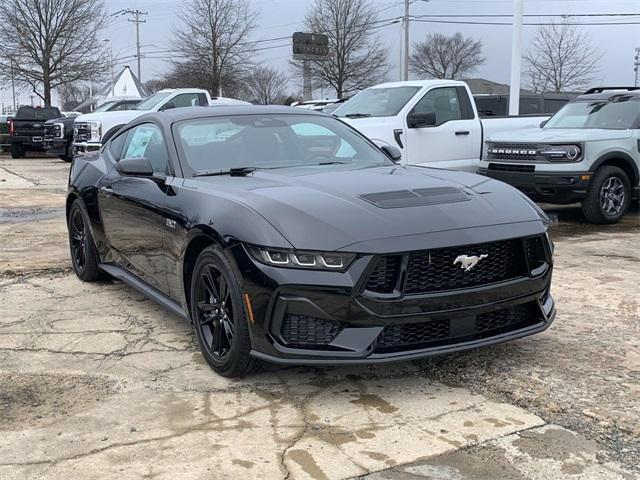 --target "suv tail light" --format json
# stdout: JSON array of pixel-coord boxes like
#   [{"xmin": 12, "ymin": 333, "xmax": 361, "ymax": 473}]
[{"xmin": 8, "ymin": 120, "xmax": 14, "ymax": 135}]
